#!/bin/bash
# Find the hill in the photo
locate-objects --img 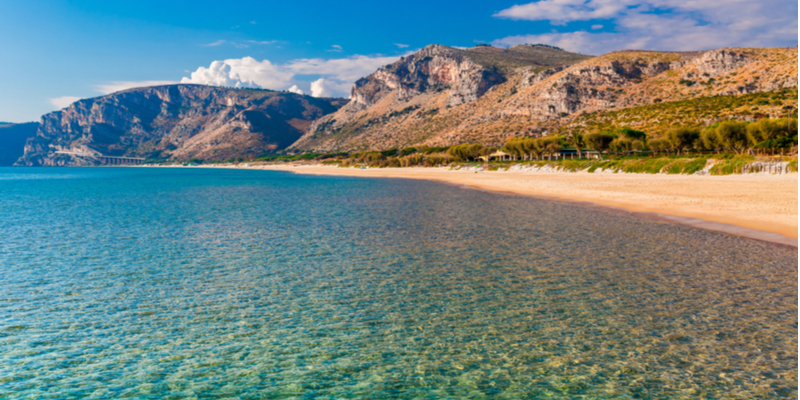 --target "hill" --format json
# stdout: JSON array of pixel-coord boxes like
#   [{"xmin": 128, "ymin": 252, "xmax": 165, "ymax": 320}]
[
  {"xmin": 0, "ymin": 122, "xmax": 39, "ymax": 166},
  {"xmin": 291, "ymin": 46, "xmax": 798, "ymax": 151},
  {"xmin": 17, "ymin": 85, "xmax": 347, "ymax": 166}
]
